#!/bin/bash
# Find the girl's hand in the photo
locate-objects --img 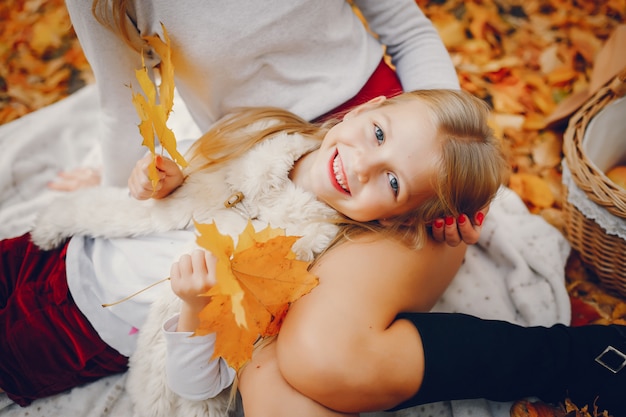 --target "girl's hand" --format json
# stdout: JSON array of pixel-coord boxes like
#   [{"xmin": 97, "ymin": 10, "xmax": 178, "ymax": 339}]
[
  {"xmin": 128, "ymin": 154, "xmax": 184, "ymax": 200},
  {"xmin": 169, "ymin": 249, "xmax": 218, "ymax": 332},
  {"xmin": 431, "ymin": 206, "xmax": 489, "ymax": 247}
]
